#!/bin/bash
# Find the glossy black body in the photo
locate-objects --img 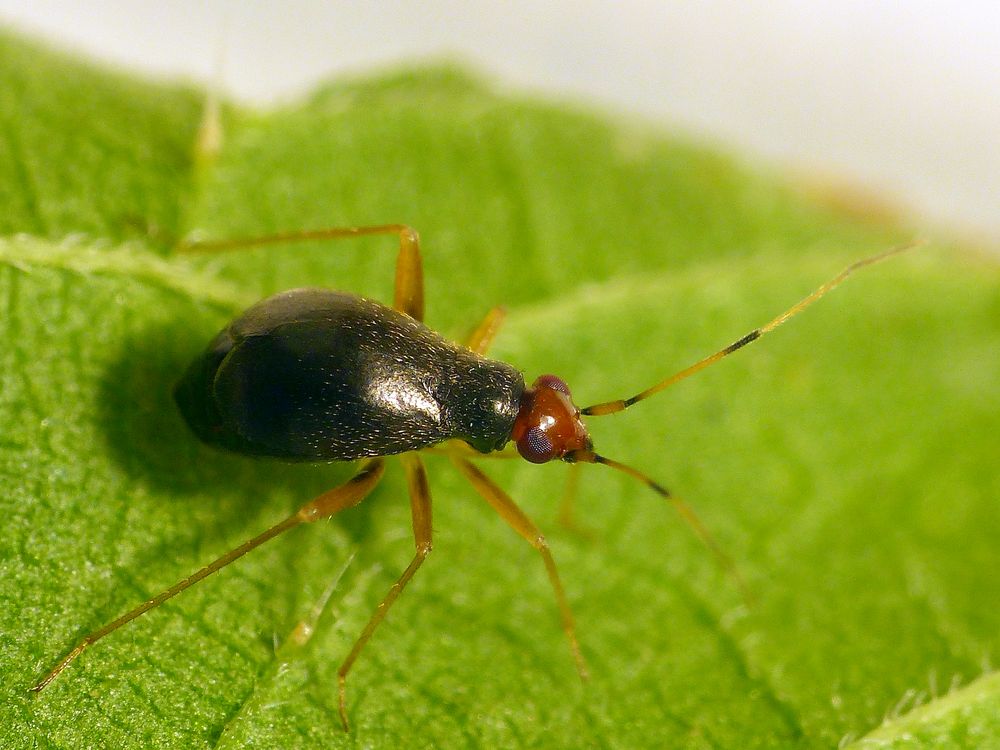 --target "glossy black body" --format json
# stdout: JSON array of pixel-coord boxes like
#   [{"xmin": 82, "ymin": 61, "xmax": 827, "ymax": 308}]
[{"xmin": 175, "ymin": 288, "xmax": 525, "ymax": 460}]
